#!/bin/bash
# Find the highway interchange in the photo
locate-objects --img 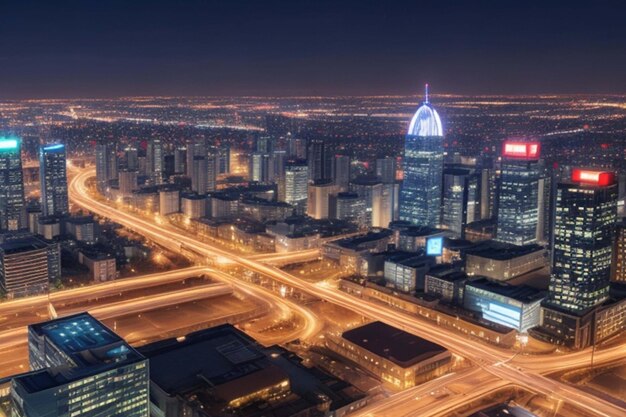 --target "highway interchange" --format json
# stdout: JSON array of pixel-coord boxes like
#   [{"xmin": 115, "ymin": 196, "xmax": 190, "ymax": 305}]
[{"xmin": 9, "ymin": 166, "xmax": 619, "ymax": 417}]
